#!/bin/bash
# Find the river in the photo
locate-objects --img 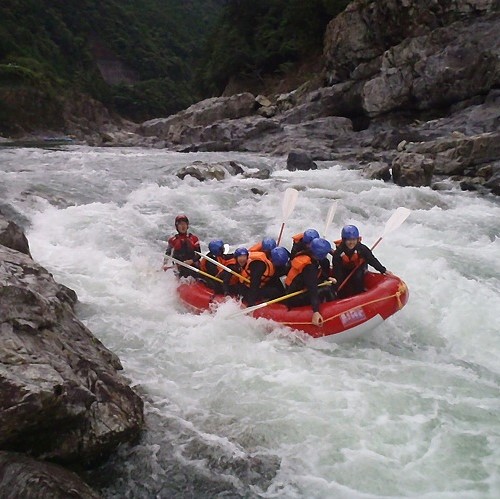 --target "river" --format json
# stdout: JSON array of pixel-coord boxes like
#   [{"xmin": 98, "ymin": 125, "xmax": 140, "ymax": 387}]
[{"xmin": 1, "ymin": 145, "xmax": 499, "ymax": 498}]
